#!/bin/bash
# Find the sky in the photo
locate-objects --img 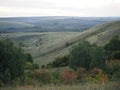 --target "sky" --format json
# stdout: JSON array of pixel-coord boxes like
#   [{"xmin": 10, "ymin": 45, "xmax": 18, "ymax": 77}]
[{"xmin": 0, "ymin": 0, "xmax": 120, "ymax": 17}]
